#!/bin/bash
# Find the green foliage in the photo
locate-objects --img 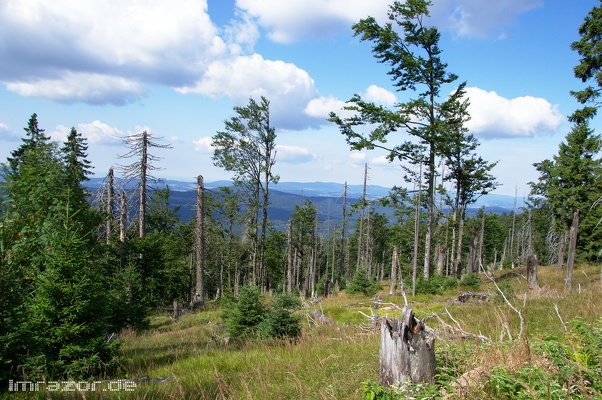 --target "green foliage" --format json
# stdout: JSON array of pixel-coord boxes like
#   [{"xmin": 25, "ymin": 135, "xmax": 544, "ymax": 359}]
[
  {"xmin": 222, "ymin": 288, "xmax": 302, "ymax": 342},
  {"xmin": 413, "ymin": 274, "xmax": 458, "ymax": 295},
  {"xmin": 483, "ymin": 318, "xmax": 602, "ymax": 399},
  {"xmin": 359, "ymin": 380, "xmax": 439, "ymax": 400},
  {"xmin": 223, "ymin": 286, "xmax": 266, "ymax": 340},
  {"xmin": 271, "ymin": 291, "xmax": 302, "ymax": 310},
  {"xmin": 458, "ymin": 272, "xmax": 480, "ymax": 288},
  {"xmin": 347, "ymin": 270, "xmax": 381, "ymax": 296}
]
